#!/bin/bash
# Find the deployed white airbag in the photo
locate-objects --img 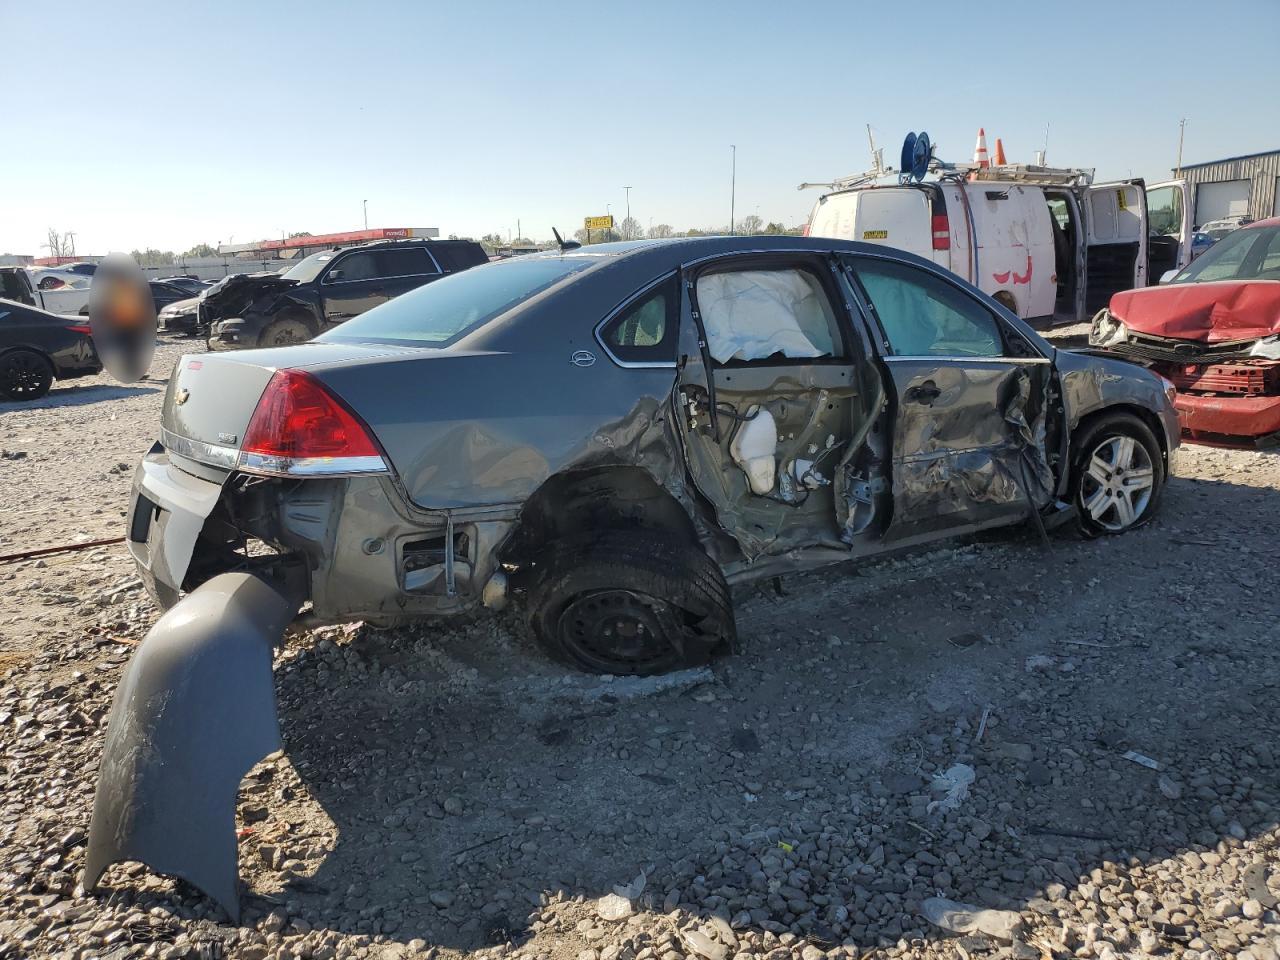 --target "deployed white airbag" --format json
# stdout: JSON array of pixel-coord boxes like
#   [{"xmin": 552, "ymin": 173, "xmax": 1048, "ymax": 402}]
[
  {"xmin": 697, "ymin": 269, "xmax": 836, "ymax": 364},
  {"xmin": 729, "ymin": 406, "xmax": 778, "ymax": 495}
]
